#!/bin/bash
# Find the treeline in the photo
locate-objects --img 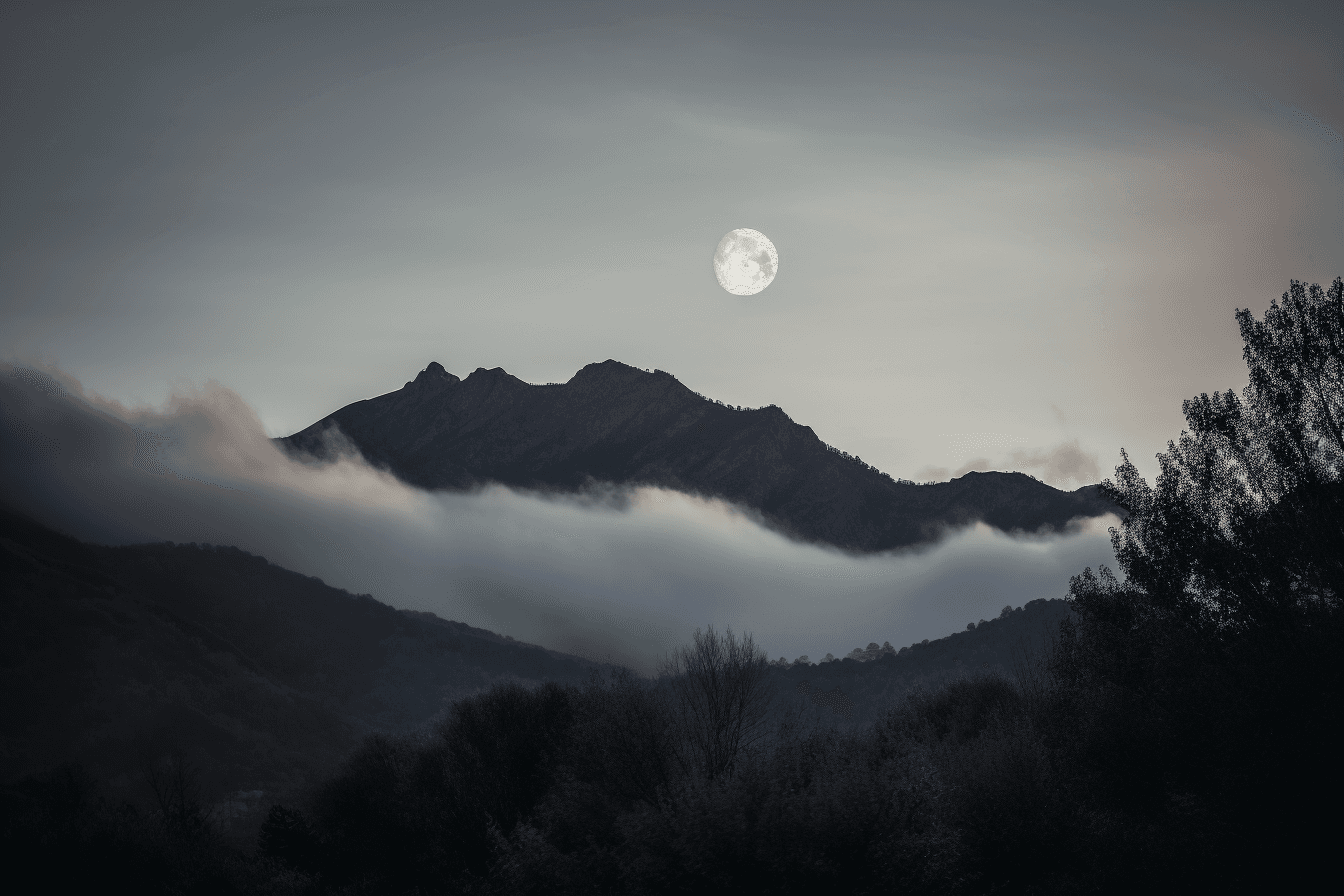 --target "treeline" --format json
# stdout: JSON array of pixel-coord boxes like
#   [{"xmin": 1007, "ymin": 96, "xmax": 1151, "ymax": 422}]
[
  {"xmin": 4, "ymin": 278, "xmax": 1341, "ymax": 892},
  {"xmin": 779, "ymin": 601, "xmax": 1035, "ymax": 667},
  {"xmin": 14, "ymin": 605, "xmax": 1333, "ymax": 894},
  {"xmin": 773, "ymin": 599, "xmax": 1076, "ymax": 730}
]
